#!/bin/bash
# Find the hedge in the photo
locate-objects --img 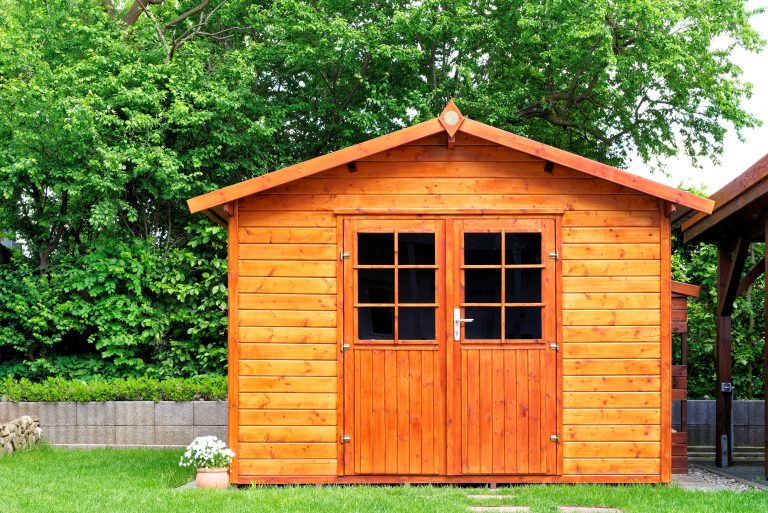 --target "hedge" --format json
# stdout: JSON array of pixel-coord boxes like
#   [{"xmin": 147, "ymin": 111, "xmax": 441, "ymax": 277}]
[{"xmin": 0, "ymin": 376, "xmax": 227, "ymax": 402}]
